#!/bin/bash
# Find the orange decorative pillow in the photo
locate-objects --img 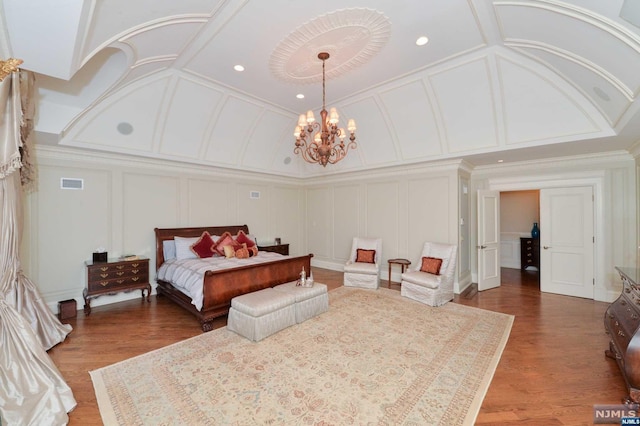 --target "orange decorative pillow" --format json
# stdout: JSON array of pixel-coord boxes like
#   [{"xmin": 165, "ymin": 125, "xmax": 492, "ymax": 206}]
[
  {"xmin": 213, "ymin": 232, "xmax": 235, "ymax": 256},
  {"xmin": 190, "ymin": 231, "xmax": 215, "ymax": 258},
  {"xmin": 235, "ymin": 243, "xmax": 250, "ymax": 259},
  {"xmin": 420, "ymin": 257, "xmax": 443, "ymax": 275},
  {"xmin": 356, "ymin": 248, "xmax": 376, "ymax": 264}
]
